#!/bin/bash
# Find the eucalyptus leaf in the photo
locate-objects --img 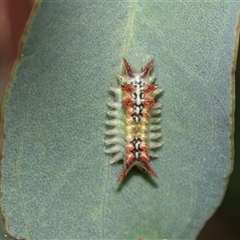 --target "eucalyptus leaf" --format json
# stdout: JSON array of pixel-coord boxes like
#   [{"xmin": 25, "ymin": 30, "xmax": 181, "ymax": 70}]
[{"xmin": 1, "ymin": 1, "xmax": 239, "ymax": 239}]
